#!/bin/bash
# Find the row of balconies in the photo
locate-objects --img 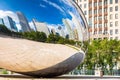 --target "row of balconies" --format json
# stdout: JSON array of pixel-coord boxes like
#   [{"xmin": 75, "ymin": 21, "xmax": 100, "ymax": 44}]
[
  {"xmin": 89, "ymin": 5, "xmax": 108, "ymax": 10},
  {"xmin": 89, "ymin": 0, "xmax": 101, "ymax": 3},
  {"xmin": 94, "ymin": 19, "xmax": 108, "ymax": 24},
  {"xmin": 89, "ymin": 13, "xmax": 108, "ymax": 18},
  {"xmin": 88, "ymin": 27, "xmax": 108, "ymax": 32},
  {"xmin": 89, "ymin": 0, "xmax": 106, "ymax": 3}
]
